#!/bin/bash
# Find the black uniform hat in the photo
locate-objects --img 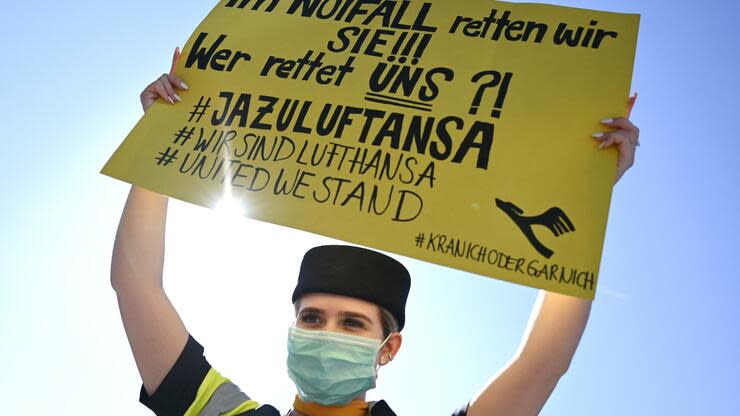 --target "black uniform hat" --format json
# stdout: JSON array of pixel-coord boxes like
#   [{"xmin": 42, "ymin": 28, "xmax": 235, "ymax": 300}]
[{"xmin": 292, "ymin": 245, "xmax": 411, "ymax": 330}]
